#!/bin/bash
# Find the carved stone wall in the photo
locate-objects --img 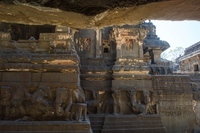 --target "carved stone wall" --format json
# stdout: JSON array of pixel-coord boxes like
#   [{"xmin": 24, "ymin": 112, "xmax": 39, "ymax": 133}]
[
  {"xmin": 0, "ymin": 23, "xmax": 192, "ymax": 133},
  {"xmin": 152, "ymin": 75, "xmax": 195, "ymax": 133},
  {"xmin": 0, "ymin": 32, "xmax": 87, "ymax": 122}
]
